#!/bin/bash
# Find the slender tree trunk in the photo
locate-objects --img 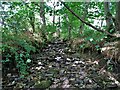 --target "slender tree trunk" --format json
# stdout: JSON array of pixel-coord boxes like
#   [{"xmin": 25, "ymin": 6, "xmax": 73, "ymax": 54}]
[
  {"xmin": 104, "ymin": 2, "xmax": 113, "ymax": 32},
  {"xmin": 79, "ymin": 2, "xmax": 89, "ymax": 35},
  {"xmin": 40, "ymin": 2, "xmax": 46, "ymax": 26},
  {"xmin": 58, "ymin": 16, "xmax": 61, "ymax": 38},
  {"xmin": 67, "ymin": 13, "xmax": 71, "ymax": 41},
  {"xmin": 0, "ymin": 4, "xmax": 5, "ymax": 28},
  {"xmin": 115, "ymin": 1, "xmax": 120, "ymax": 32},
  {"xmin": 53, "ymin": 2, "xmax": 56, "ymax": 26},
  {"xmin": 29, "ymin": 12, "xmax": 35, "ymax": 32},
  {"xmin": 68, "ymin": 25, "xmax": 71, "ymax": 40},
  {"xmin": 65, "ymin": 14, "xmax": 71, "ymax": 40},
  {"xmin": 40, "ymin": 1, "xmax": 47, "ymax": 41}
]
